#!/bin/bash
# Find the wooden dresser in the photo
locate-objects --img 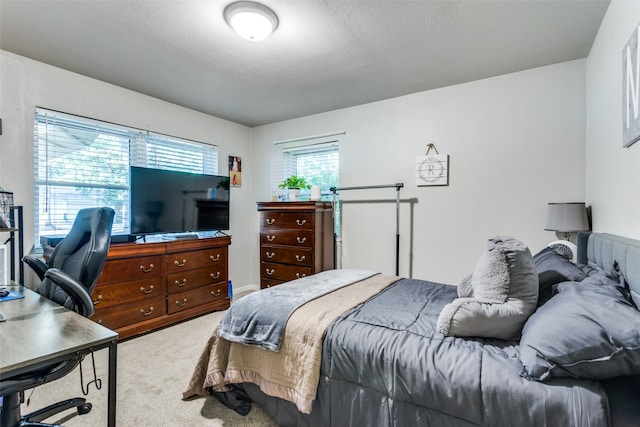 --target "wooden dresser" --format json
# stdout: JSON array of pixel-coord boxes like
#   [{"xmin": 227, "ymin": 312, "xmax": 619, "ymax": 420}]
[
  {"xmin": 91, "ymin": 235, "xmax": 231, "ymax": 340},
  {"xmin": 257, "ymin": 202, "xmax": 334, "ymax": 288}
]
